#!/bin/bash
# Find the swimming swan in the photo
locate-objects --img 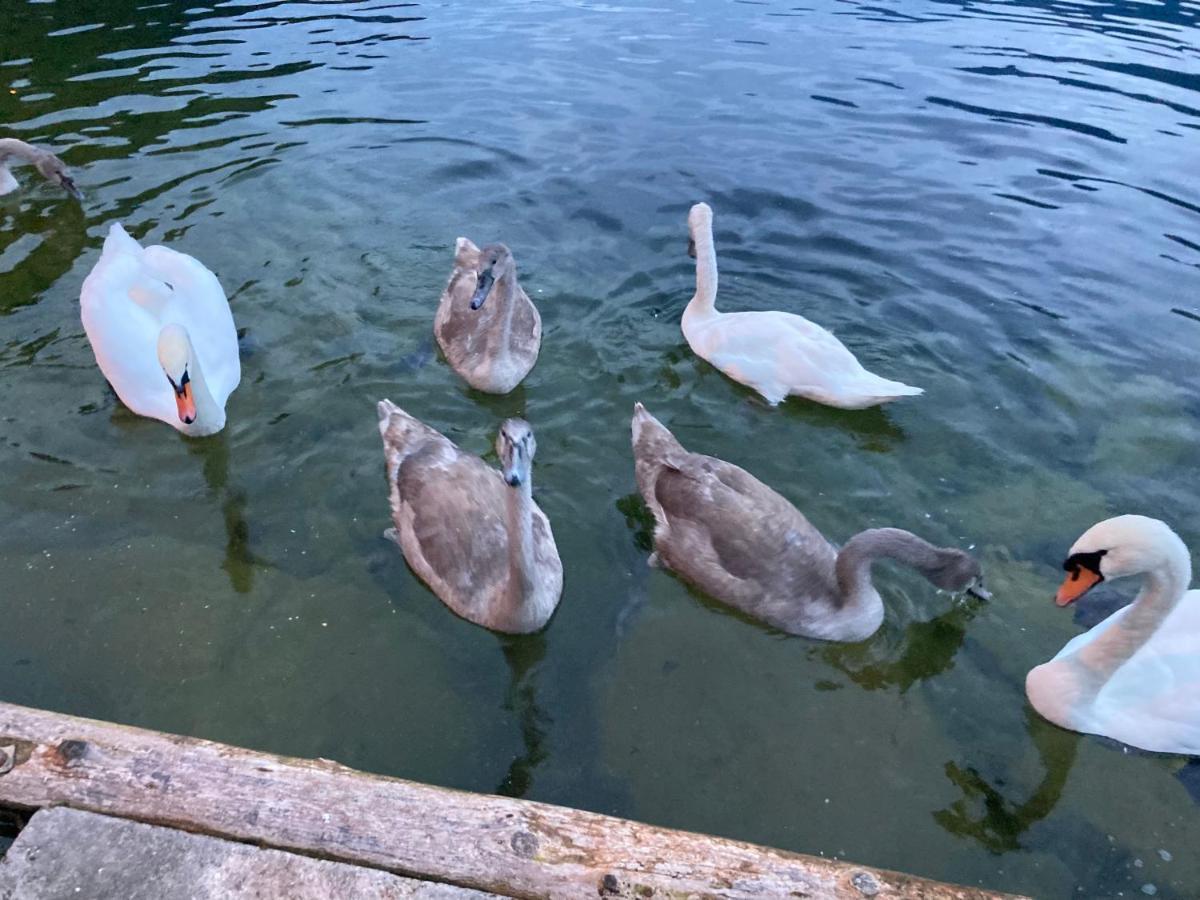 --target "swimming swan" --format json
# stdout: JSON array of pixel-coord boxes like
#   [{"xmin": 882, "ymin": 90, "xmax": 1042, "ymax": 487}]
[
  {"xmin": 0, "ymin": 138, "xmax": 81, "ymax": 199},
  {"xmin": 377, "ymin": 400, "xmax": 563, "ymax": 633},
  {"xmin": 631, "ymin": 402, "xmax": 986, "ymax": 641},
  {"xmin": 681, "ymin": 202, "xmax": 921, "ymax": 409},
  {"xmin": 1027, "ymin": 515, "xmax": 1200, "ymax": 755},
  {"xmin": 80, "ymin": 223, "xmax": 240, "ymax": 436},
  {"xmin": 434, "ymin": 239, "xmax": 541, "ymax": 394}
]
